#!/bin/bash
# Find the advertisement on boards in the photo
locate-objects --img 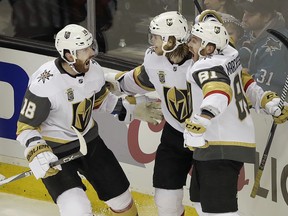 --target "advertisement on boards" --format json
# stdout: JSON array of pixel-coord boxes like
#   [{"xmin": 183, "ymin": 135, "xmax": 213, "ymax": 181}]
[{"xmin": 0, "ymin": 48, "xmax": 288, "ymax": 215}]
